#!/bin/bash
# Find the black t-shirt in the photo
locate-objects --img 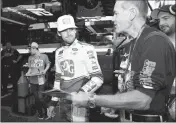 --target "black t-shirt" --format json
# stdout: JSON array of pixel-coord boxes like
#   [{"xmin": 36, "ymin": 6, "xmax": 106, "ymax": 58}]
[
  {"xmin": 118, "ymin": 26, "xmax": 175, "ymax": 114},
  {"xmin": 1, "ymin": 48, "xmax": 20, "ymax": 66}
]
